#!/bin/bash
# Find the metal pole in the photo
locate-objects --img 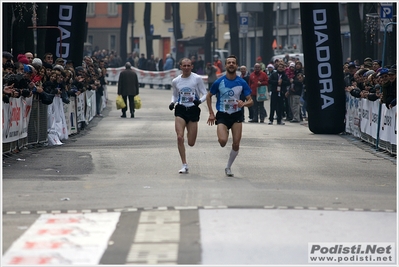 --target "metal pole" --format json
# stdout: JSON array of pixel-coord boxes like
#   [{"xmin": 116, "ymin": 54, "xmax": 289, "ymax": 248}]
[
  {"xmin": 276, "ymin": 5, "xmax": 280, "ymax": 49},
  {"xmin": 28, "ymin": 26, "xmax": 63, "ymax": 57},
  {"xmin": 213, "ymin": 3, "xmax": 216, "ymax": 57},
  {"xmin": 131, "ymin": 4, "xmax": 134, "ymax": 53},
  {"xmin": 375, "ymin": 21, "xmax": 396, "ymax": 150},
  {"xmin": 254, "ymin": 12, "xmax": 257, "ymax": 57}
]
